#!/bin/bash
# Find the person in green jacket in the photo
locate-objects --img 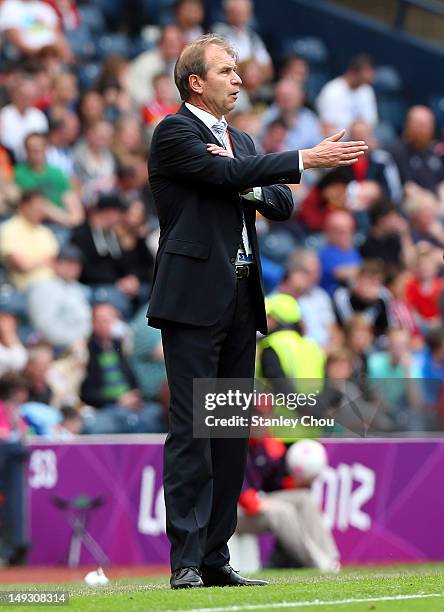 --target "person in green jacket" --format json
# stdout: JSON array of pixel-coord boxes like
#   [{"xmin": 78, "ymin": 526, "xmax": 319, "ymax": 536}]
[{"xmin": 15, "ymin": 132, "xmax": 83, "ymax": 227}]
